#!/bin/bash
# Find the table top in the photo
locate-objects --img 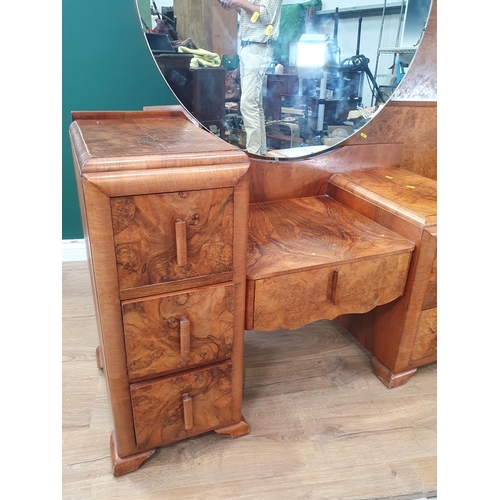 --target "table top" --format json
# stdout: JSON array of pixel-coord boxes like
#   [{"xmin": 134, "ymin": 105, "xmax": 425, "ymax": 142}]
[
  {"xmin": 330, "ymin": 167, "xmax": 437, "ymax": 227},
  {"xmin": 70, "ymin": 108, "xmax": 247, "ymax": 174}
]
